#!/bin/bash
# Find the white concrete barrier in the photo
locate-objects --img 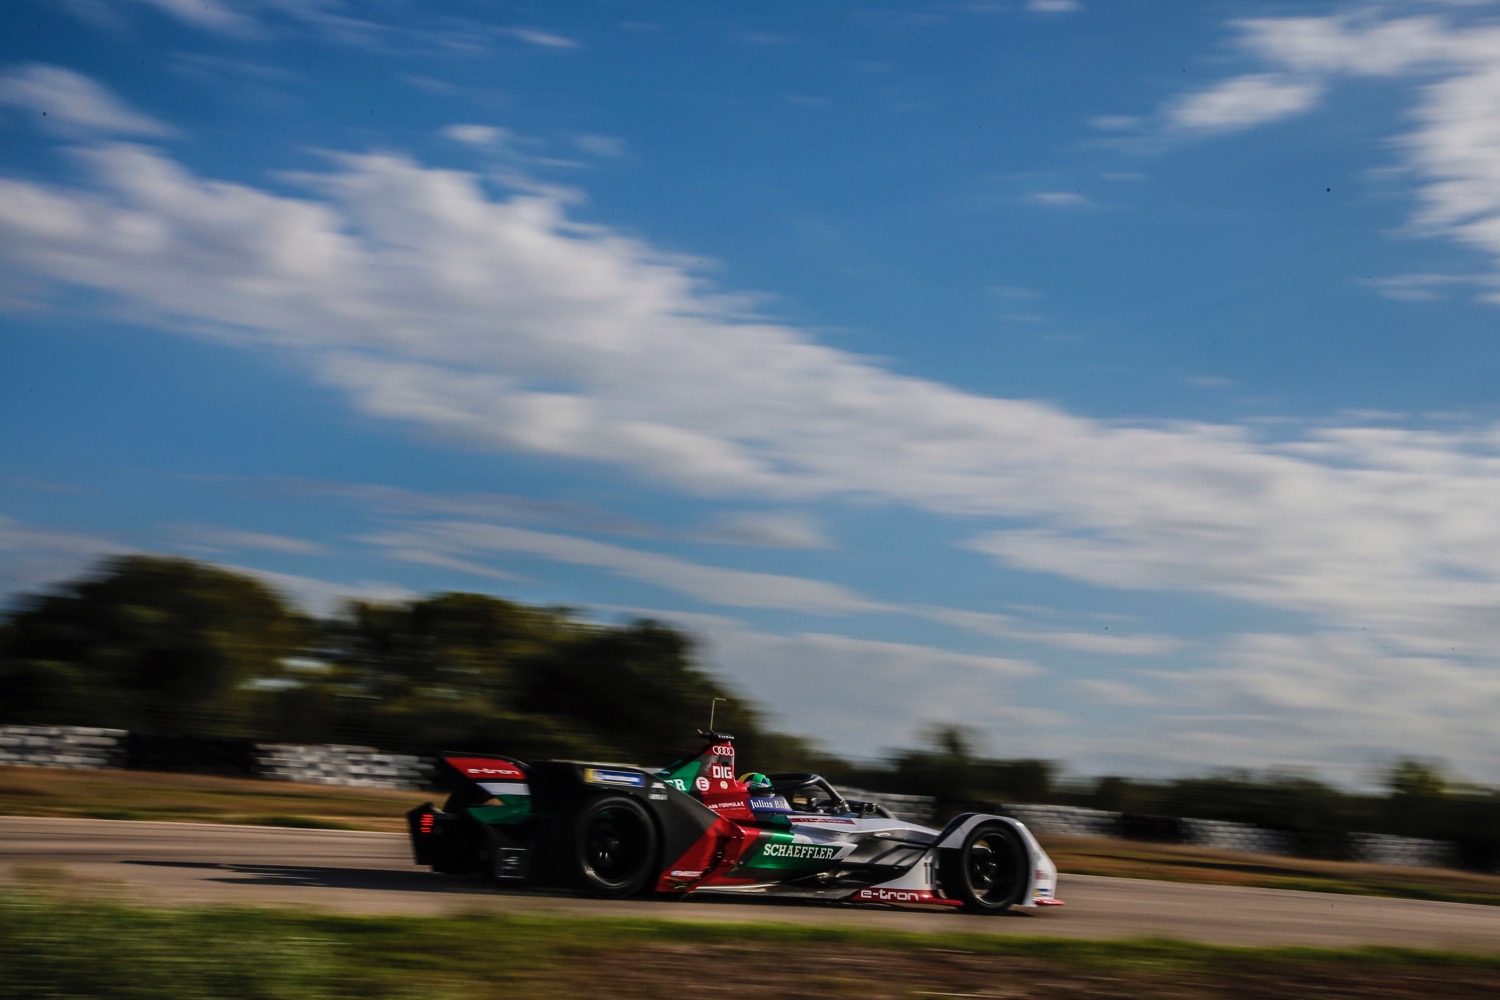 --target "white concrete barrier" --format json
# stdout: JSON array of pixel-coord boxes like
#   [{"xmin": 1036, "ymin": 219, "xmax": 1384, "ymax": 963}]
[
  {"xmin": 1350, "ymin": 832, "xmax": 1458, "ymax": 869},
  {"xmin": 1005, "ymin": 803, "xmax": 1119, "ymax": 837},
  {"xmin": 0, "ymin": 724, "xmax": 127, "ymax": 769},
  {"xmin": 1182, "ymin": 817, "xmax": 1296, "ymax": 855},
  {"xmin": 254, "ymin": 743, "xmax": 433, "ymax": 790}
]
